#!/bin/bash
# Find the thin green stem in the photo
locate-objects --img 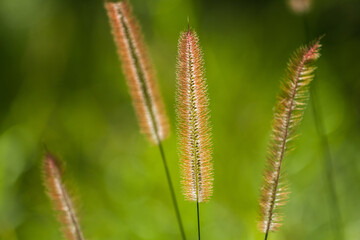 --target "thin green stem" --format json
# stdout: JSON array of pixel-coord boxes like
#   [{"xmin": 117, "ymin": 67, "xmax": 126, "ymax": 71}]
[
  {"xmin": 264, "ymin": 231, "xmax": 268, "ymax": 240},
  {"xmin": 158, "ymin": 141, "xmax": 187, "ymax": 240},
  {"xmin": 197, "ymin": 201, "xmax": 201, "ymax": 240}
]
